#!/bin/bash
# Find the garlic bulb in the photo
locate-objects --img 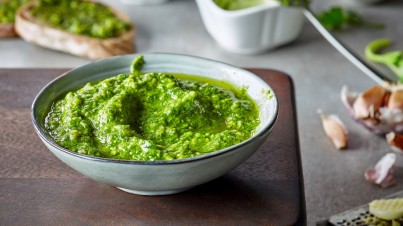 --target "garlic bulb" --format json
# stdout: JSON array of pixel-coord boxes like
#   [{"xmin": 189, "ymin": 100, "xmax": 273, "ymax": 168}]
[
  {"xmin": 341, "ymin": 84, "xmax": 403, "ymax": 135},
  {"xmin": 352, "ymin": 85, "xmax": 386, "ymax": 119}
]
